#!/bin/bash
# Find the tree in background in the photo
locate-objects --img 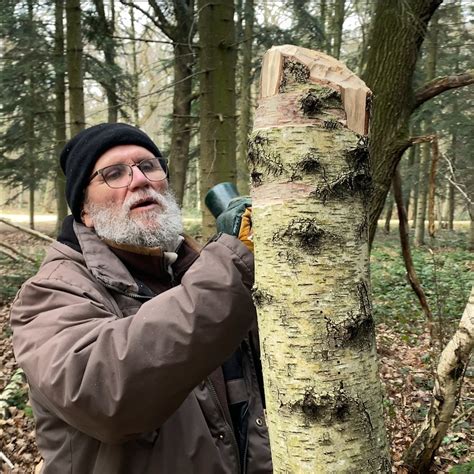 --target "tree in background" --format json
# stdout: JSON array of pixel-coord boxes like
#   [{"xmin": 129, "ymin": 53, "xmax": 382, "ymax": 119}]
[
  {"xmin": 121, "ymin": 0, "xmax": 197, "ymax": 207},
  {"xmin": 54, "ymin": 0, "xmax": 68, "ymax": 232},
  {"xmin": 363, "ymin": 0, "xmax": 473, "ymax": 245},
  {"xmin": 66, "ymin": 0, "xmax": 85, "ymax": 135},
  {"xmin": 0, "ymin": 0, "xmax": 55, "ymax": 229},
  {"xmin": 198, "ymin": 0, "xmax": 237, "ymax": 238}
]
